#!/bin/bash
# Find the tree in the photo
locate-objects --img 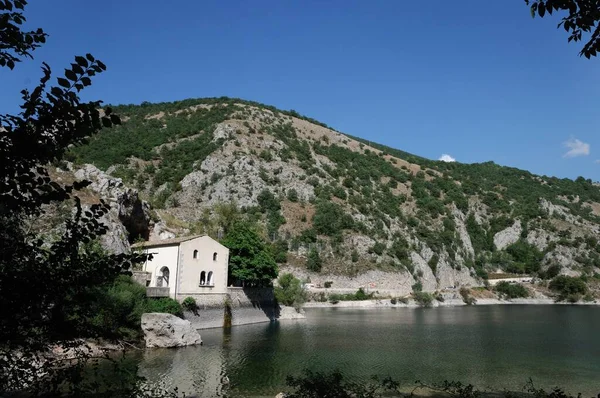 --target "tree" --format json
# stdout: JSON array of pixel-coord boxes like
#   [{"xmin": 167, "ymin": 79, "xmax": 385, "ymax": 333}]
[
  {"xmin": 274, "ymin": 273, "xmax": 306, "ymax": 309},
  {"xmin": 307, "ymin": 248, "xmax": 322, "ymax": 272},
  {"xmin": 0, "ymin": 1, "xmax": 148, "ymax": 395},
  {"xmin": 221, "ymin": 221, "xmax": 279, "ymax": 286},
  {"xmin": 526, "ymin": 0, "xmax": 600, "ymax": 58}
]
